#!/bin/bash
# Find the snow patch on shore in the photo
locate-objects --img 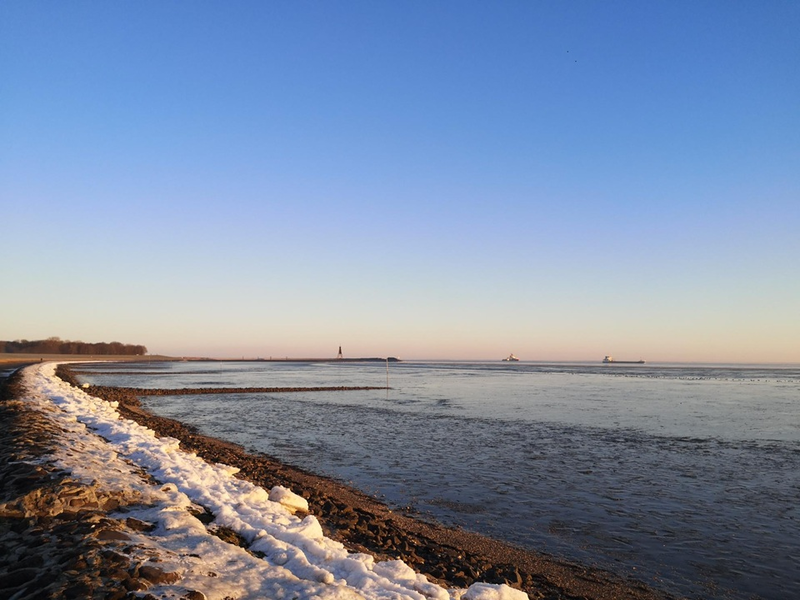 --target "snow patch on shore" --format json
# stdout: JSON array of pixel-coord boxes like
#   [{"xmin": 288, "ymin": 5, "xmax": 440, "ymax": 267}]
[{"xmin": 21, "ymin": 362, "xmax": 527, "ymax": 600}]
